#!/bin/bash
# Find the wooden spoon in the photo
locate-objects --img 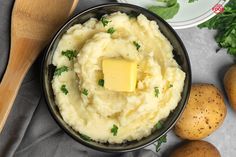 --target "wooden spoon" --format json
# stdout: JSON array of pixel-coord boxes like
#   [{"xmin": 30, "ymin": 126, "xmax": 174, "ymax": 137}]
[{"xmin": 0, "ymin": 0, "xmax": 79, "ymax": 132}]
